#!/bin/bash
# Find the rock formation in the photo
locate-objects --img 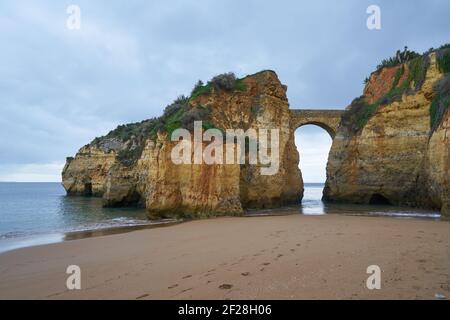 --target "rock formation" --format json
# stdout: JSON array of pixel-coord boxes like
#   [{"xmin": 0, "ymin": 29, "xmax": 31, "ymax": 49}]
[
  {"xmin": 324, "ymin": 47, "xmax": 449, "ymax": 216},
  {"xmin": 63, "ymin": 45, "xmax": 449, "ymax": 218},
  {"xmin": 62, "ymin": 71, "xmax": 303, "ymax": 218}
]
